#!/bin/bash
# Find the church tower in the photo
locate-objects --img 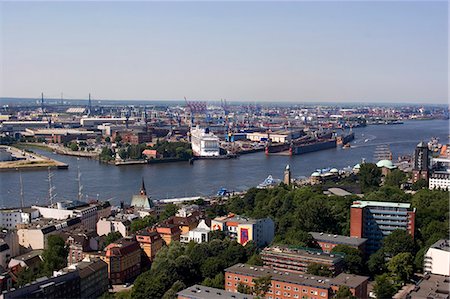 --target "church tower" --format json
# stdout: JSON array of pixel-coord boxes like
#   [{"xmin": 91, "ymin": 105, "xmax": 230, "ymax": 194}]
[{"xmin": 284, "ymin": 164, "xmax": 291, "ymax": 185}]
